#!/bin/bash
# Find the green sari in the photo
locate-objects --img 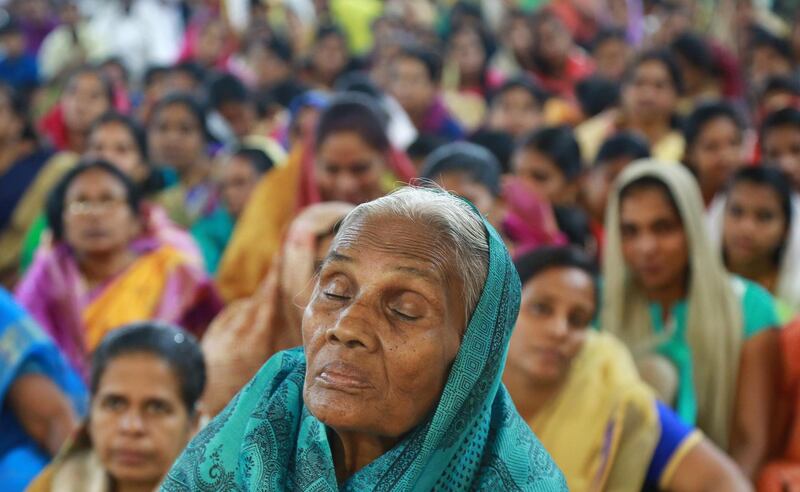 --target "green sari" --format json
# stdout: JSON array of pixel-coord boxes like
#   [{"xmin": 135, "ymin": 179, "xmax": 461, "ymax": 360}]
[{"xmin": 162, "ymin": 214, "xmax": 566, "ymax": 491}]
